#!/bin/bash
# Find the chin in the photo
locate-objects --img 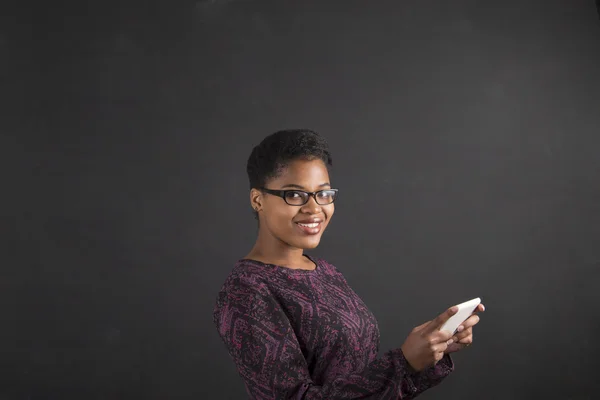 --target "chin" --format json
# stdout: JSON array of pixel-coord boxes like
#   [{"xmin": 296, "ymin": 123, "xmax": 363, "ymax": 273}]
[
  {"xmin": 301, "ymin": 241, "xmax": 321, "ymax": 250},
  {"xmin": 285, "ymin": 235, "xmax": 322, "ymax": 250},
  {"xmin": 298, "ymin": 235, "xmax": 323, "ymax": 249}
]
